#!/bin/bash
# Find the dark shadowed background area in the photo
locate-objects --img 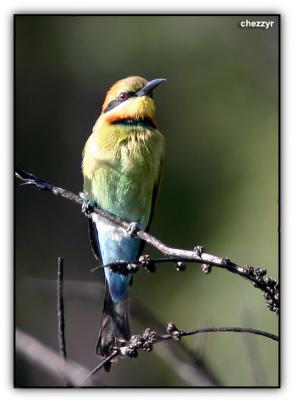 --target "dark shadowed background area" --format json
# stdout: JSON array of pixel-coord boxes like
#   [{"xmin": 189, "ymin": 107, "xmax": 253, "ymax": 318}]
[{"xmin": 15, "ymin": 15, "xmax": 279, "ymax": 387}]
